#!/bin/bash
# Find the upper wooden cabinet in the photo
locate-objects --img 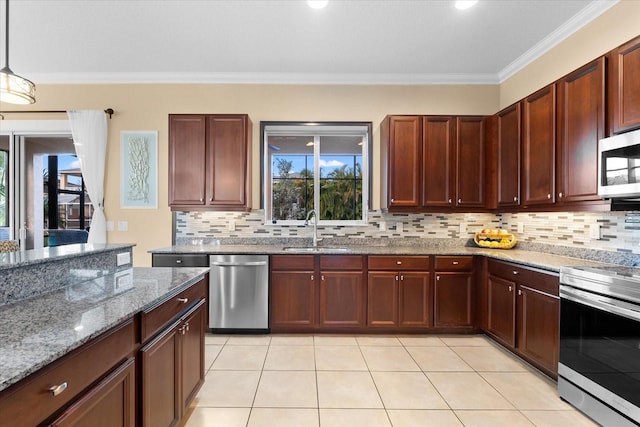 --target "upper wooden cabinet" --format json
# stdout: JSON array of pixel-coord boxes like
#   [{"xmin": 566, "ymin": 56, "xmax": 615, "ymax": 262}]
[
  {"xmin": 522, "ymin": 85, "xmax": 557, "ymax": 207},
  {"xmin": 556, "ymin": 57, "xmax": 605, "ymax": 204},
  {"xmin": 169, "ymin": 114, "xmax": 252, "ymax": 211},
  {"xmin": 381, "ymin": 115, "xmax": 422, "ymax": 208},
  {"xmin": 494, "ymin": 103, "xmax": 521, "ymax": 208},
  {"xmin": 382, "ymin": 115, "xmax": 485, "ymax": 211},
  {"xmin": 609, "ymin": 35, "xmax": 640, "ymax": 134}
]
